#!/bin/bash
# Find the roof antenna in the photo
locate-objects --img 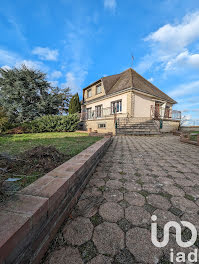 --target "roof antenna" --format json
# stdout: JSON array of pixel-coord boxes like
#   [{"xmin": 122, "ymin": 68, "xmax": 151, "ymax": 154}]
[
  {"xmin": 131, "ymin": 54, "xmax": 134, "ymax": 87},
  {"xmin": 131, "ymin": 54, "xmax": 134, "ymax": 69}
]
